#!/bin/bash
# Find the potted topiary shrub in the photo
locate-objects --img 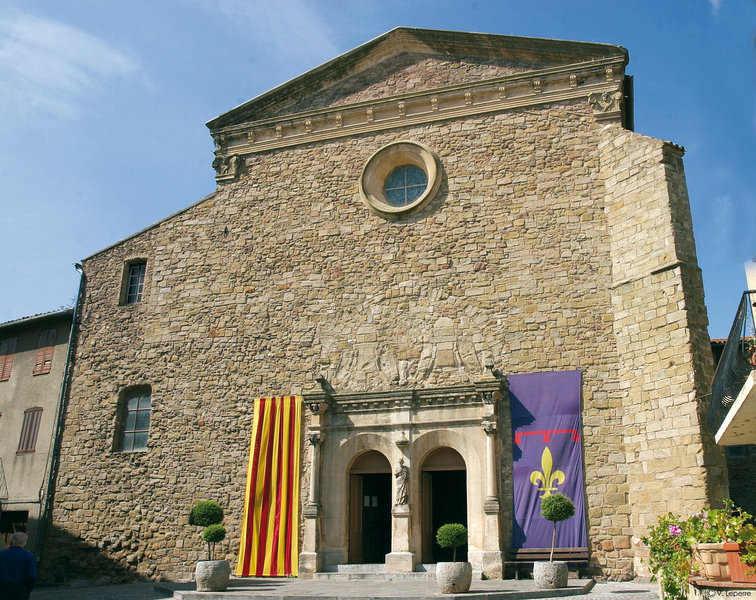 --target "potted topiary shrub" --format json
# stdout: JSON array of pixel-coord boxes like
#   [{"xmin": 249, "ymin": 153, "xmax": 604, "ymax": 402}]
[
  {"xmin": 189, "ymin": 500, "xmax": 230, "ymax": 592},
  {"xmin": 435, "ymin": 523, "xmax": 472, "ymax": 594},
  {"xmin": 533, "ymin": 493, "xmax": 575, "ymax": 589}
]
